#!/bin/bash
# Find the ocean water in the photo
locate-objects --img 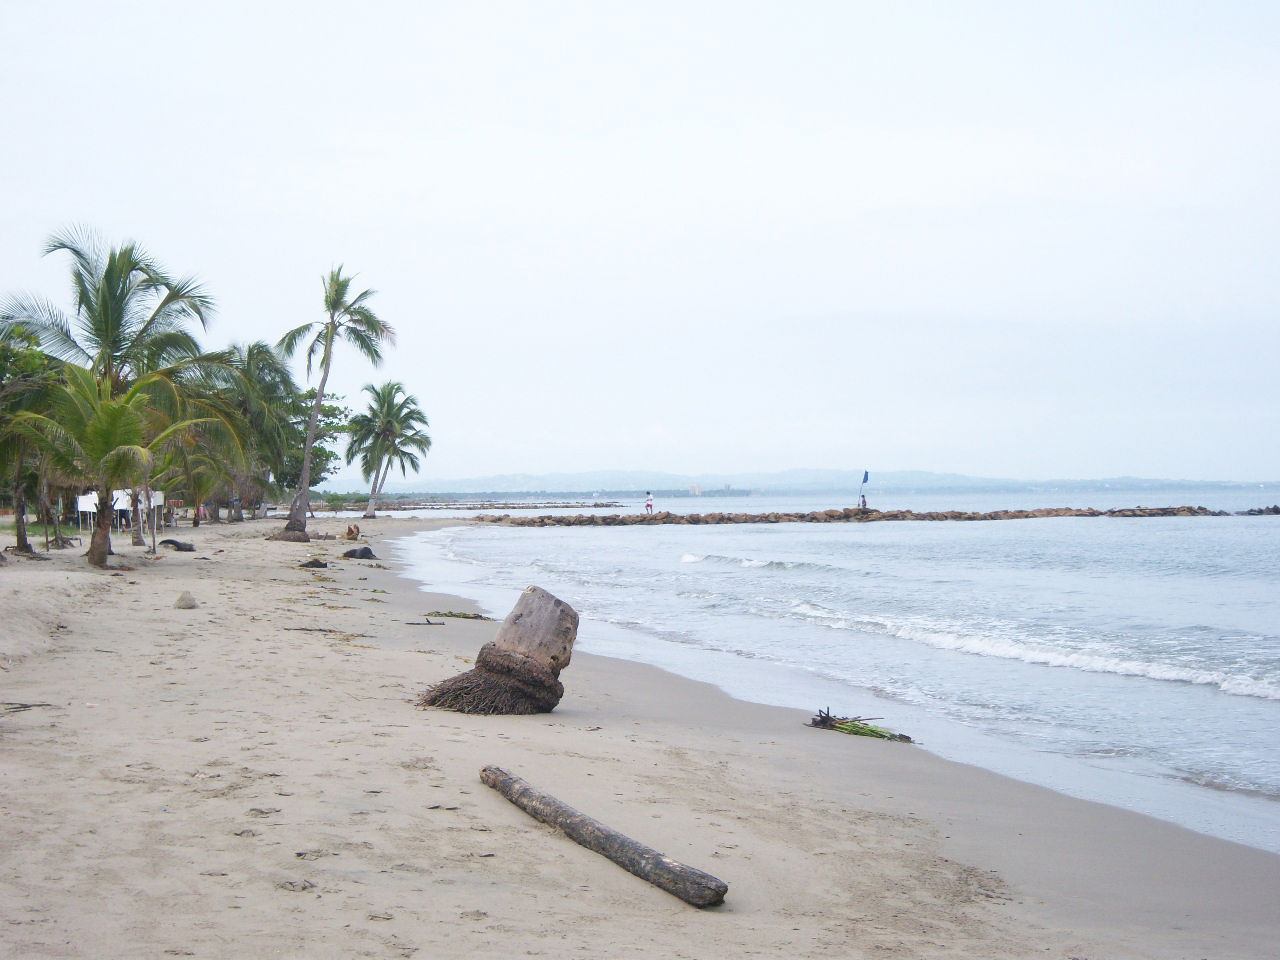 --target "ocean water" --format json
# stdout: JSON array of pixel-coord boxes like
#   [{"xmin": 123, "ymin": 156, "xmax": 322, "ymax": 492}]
[{"xmin": 386, "ymin": 490, "xmax": 1280, "ymax": 854}]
